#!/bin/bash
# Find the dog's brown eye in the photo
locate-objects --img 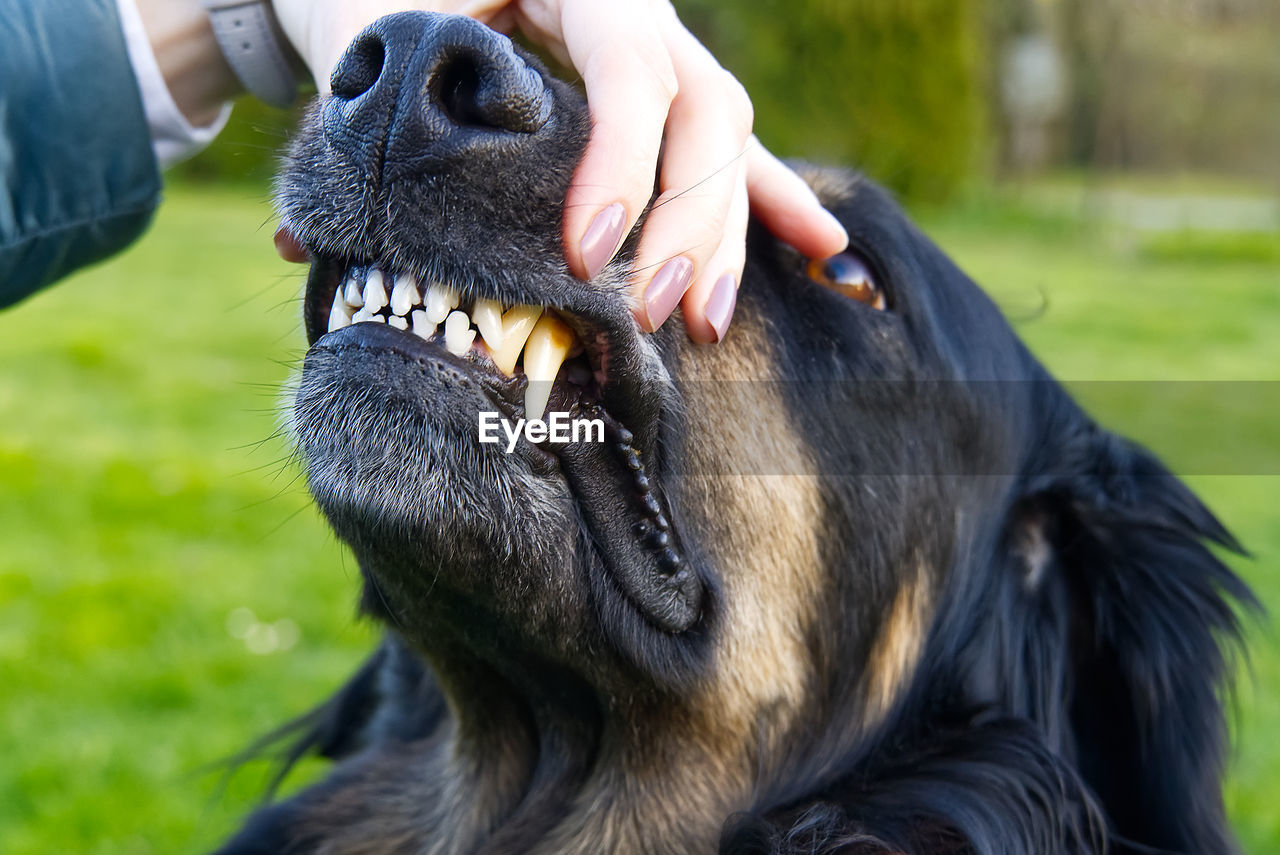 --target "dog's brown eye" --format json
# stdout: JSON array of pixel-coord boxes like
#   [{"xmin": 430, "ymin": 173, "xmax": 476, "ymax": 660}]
[{"xmin": 807, "ymin": 252, "xmax": 886, "ymax": 311}]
